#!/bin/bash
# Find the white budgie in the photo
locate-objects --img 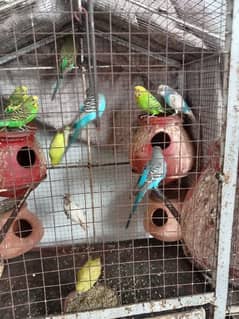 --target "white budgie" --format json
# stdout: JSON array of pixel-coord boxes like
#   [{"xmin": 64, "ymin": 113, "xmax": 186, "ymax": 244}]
[{"xmin": 63, "ymin": 194, "xmax": 88, "ymax": 231}]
